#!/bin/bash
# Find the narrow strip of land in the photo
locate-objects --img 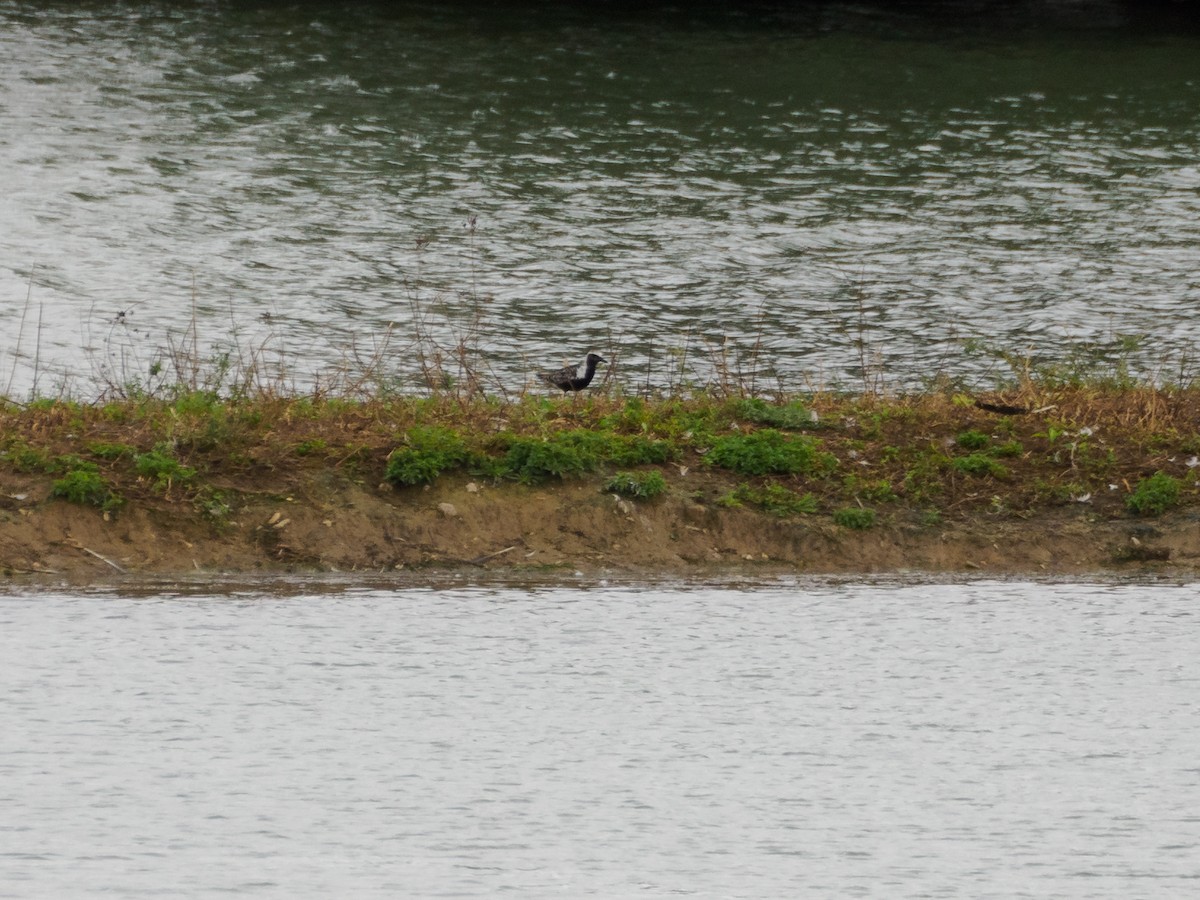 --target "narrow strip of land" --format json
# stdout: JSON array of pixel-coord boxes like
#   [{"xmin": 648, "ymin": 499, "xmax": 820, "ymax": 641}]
[{"xmin": 1, "ymin": 386, "xmax": 1197, "ymax": 578}]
